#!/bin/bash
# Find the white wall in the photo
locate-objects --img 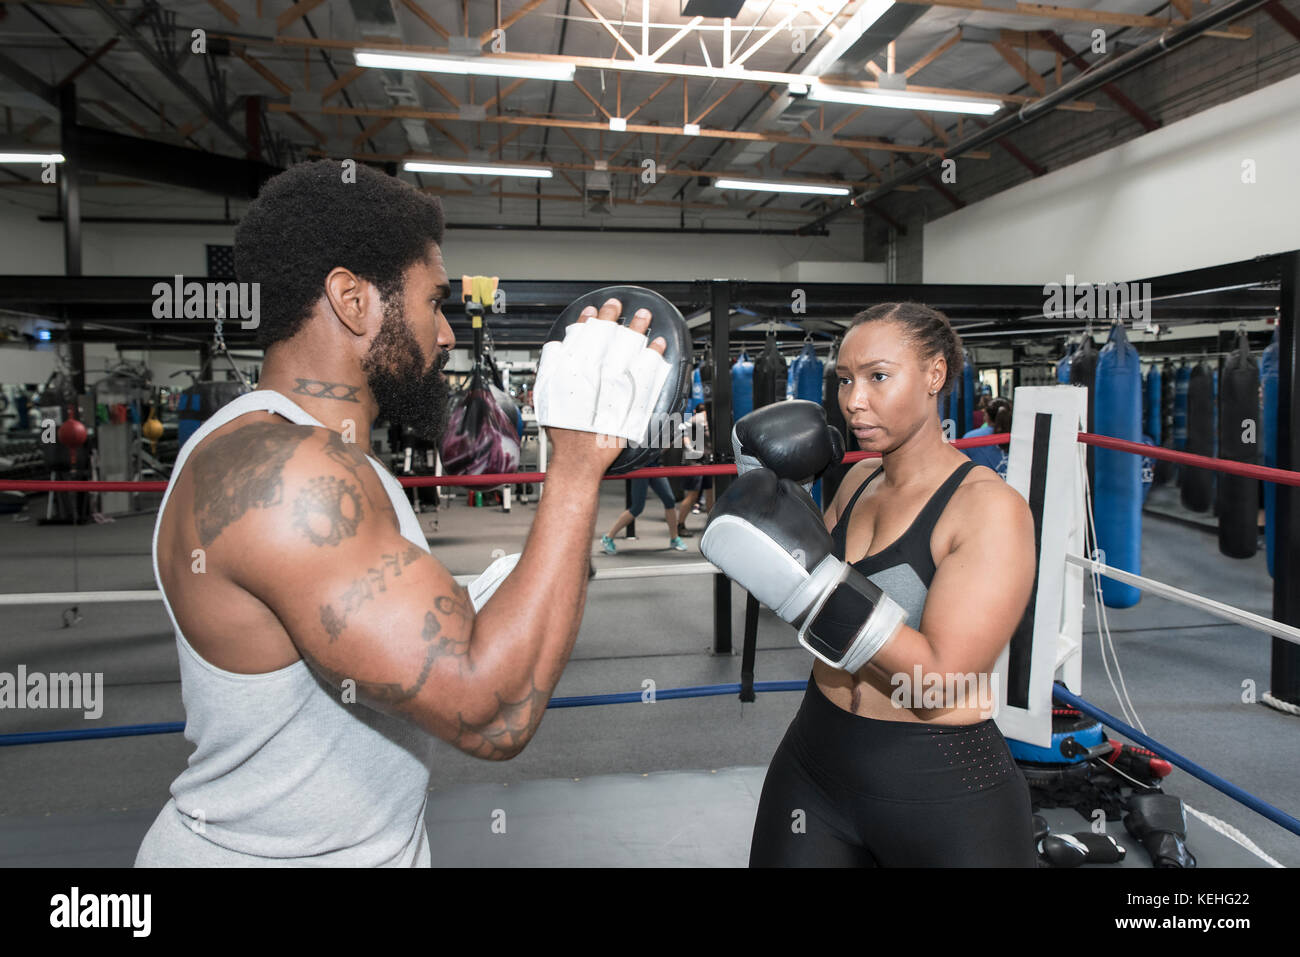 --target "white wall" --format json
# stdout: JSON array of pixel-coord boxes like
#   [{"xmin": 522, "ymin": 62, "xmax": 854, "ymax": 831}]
[
  {"xmin": 779, "ymin": 260, "xmax": 887, "ymax": 284},
  {"xmin": 0, "ymin": 200, "xmax": 236, "ymax": 276},
  {"xmin": 924, "ymin": 72, "xmax": 1300, "ymax": 284},
  {"xmin": 440, "ymin": 227, "xmax": 865, "ymax": 282},
  {"xmin": 0, "ymin": 194, "xmax": 870, "ymax": 283}
]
